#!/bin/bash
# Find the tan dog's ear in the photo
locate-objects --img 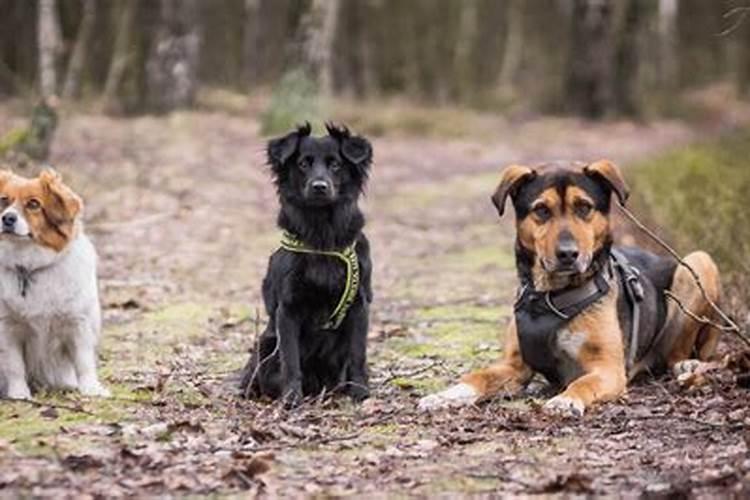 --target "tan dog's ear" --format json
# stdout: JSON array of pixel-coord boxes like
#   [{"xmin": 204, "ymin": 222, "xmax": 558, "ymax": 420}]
[
  {"xmin": 491, "ymin": 164, "xmax": 537, "ymax": 216},
  {"xmin": 583, "ymin": 159, "xmax": 629, "ymax": 206},
  {"xmin": 40, "ymin": 168, "xmax": 83, "ymax": 224}
]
